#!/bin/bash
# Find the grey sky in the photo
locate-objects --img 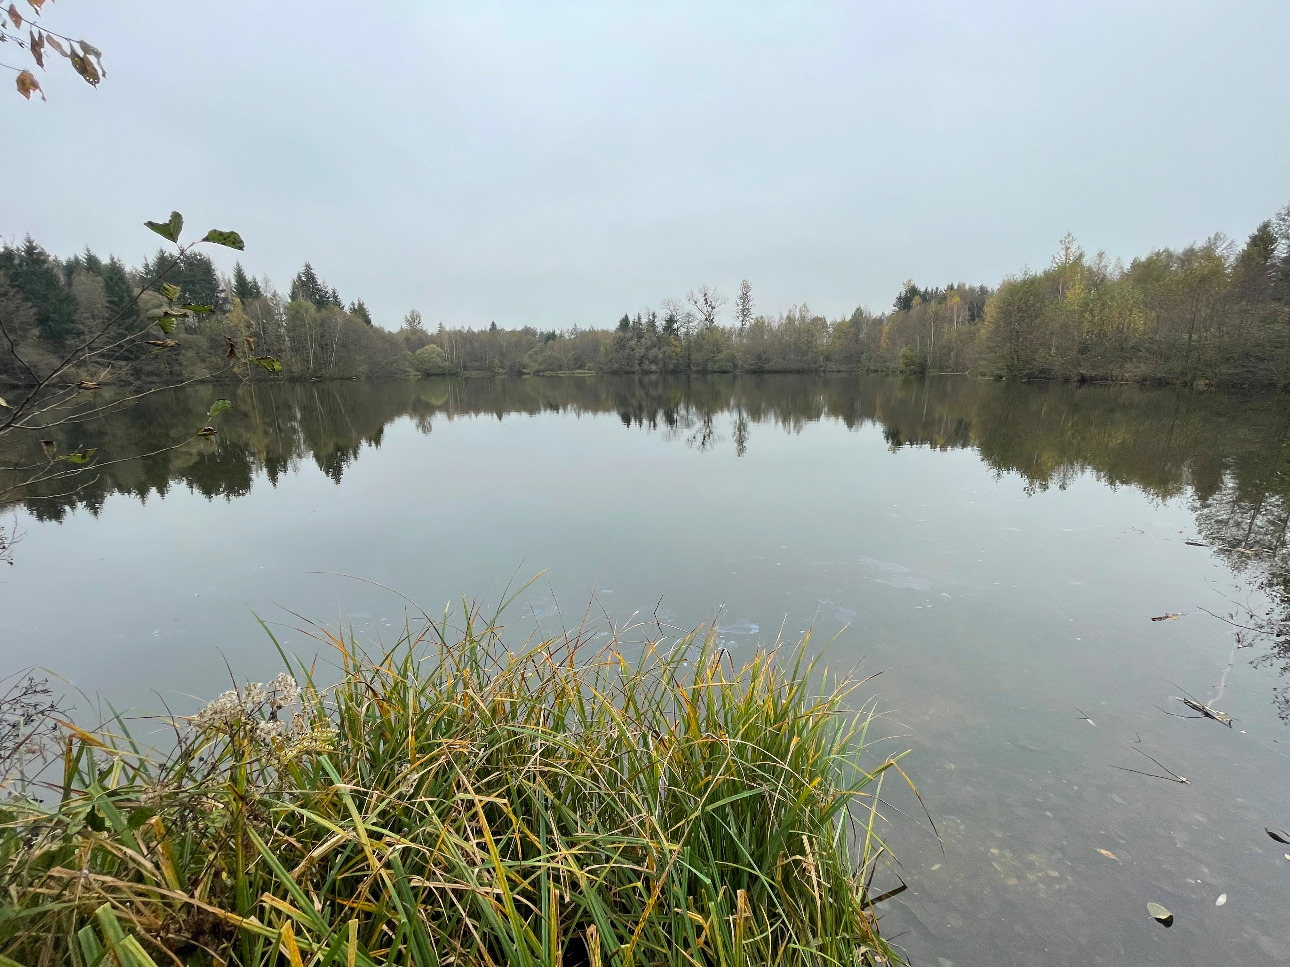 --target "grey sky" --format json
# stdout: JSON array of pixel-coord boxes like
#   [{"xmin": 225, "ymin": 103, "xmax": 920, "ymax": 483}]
[{"xmin": 7, "ymin": 1, "xmax": 1288, "ymax": 330}]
